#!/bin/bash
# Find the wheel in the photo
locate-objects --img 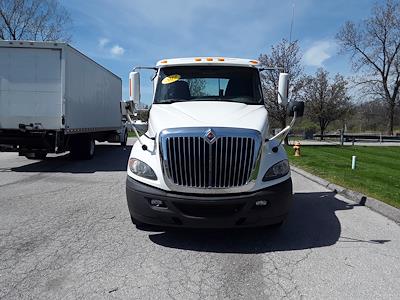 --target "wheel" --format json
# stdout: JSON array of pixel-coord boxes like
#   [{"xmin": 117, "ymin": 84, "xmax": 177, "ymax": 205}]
[
  {"xmin": 121, "ymin": 131, "xmax": 128, "ymax": 147},
  {"xmin": 70, "ymin": 135, "xmax": 95, "ymax": 160},
  {"xmin": 86, "ymin": 137, "xmax": 95, "ymax": 159},
  {"xmin": 25, "ymin": 151, "xmax": 47, "ymax": 160}
]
